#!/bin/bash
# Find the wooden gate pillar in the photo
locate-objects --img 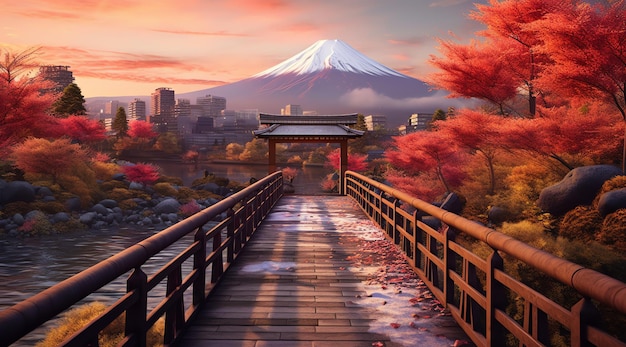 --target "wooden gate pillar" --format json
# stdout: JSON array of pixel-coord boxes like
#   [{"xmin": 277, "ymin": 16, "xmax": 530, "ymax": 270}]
[
  {"xmin": 340, "ymin": 140, "xmax": 348, "ymax": 195},
  {"xmin": 268, "ymin": 139, "xmax": 277, "ymax": 174}
]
